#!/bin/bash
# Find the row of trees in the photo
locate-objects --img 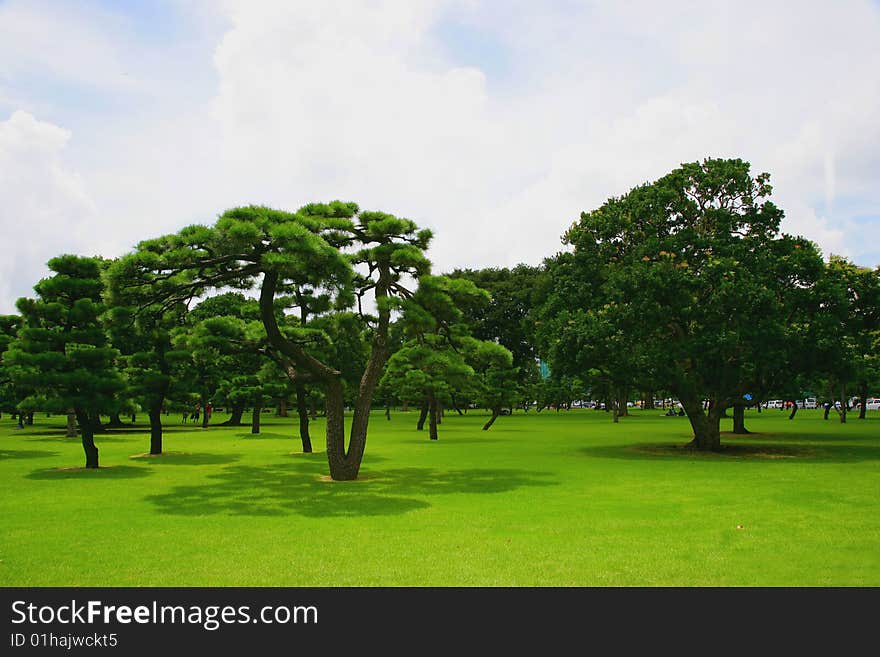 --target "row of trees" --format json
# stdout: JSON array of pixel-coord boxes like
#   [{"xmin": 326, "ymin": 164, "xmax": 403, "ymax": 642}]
[{"xmin": 1, "ymin": 159, "xmax": 878, "ymax": 478}]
